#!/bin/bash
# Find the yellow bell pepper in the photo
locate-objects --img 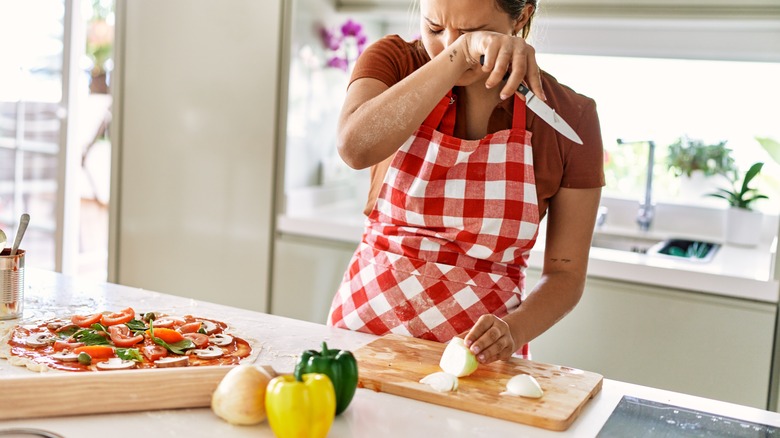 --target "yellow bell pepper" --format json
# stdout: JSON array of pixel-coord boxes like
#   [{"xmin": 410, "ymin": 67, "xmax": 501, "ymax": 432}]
[{"xmin": 265, "ymin": 373, "xmax": 336, "ymax": 438}]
